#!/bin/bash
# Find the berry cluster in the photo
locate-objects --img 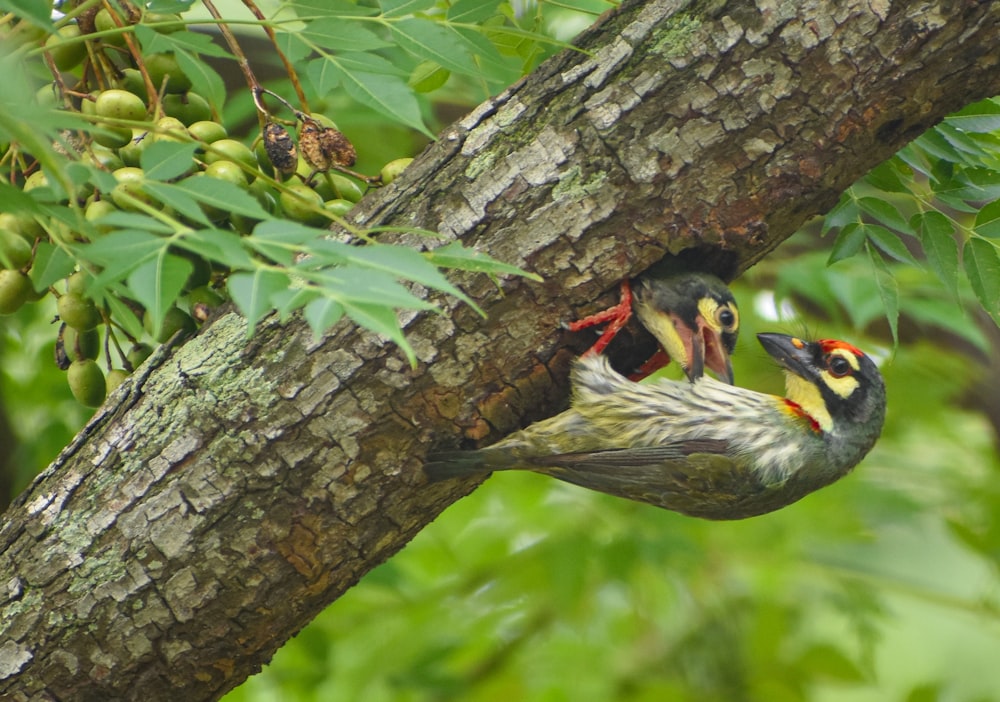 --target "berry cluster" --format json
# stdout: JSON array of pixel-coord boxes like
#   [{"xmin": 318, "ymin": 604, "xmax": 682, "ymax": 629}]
[{"xmin": 1, "ymin": 8, "xmax": 414, "ymax": 407}]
